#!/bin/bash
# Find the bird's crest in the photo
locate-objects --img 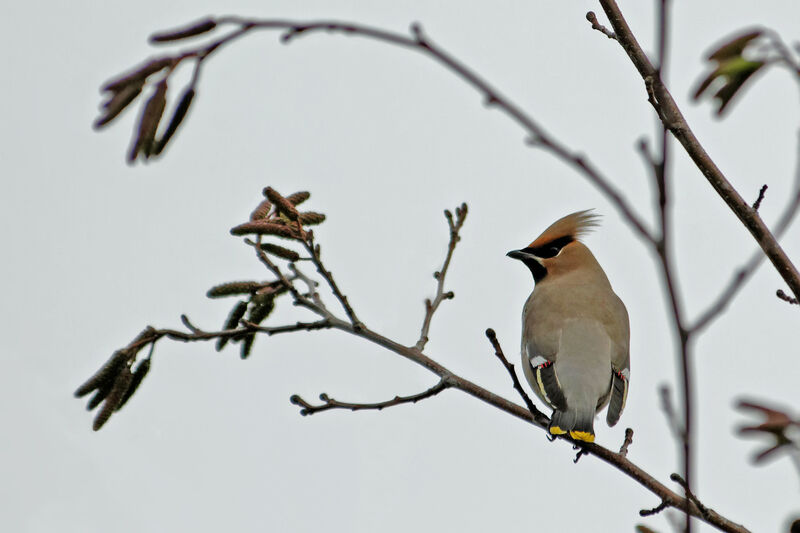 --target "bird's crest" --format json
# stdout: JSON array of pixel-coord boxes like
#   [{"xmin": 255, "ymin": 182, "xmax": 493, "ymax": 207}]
[{"xmin": 529, "ymin": 209, "xmax": 600, "ymax": 248}]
